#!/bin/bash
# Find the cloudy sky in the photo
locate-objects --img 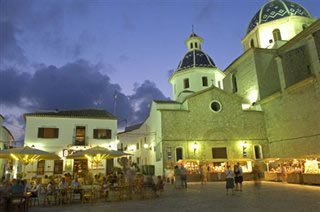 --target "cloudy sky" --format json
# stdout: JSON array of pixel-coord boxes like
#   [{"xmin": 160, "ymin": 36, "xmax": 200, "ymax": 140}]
[{"xmin": 0, "ymin": 0, "xmax": 319, "ymax": 143}]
